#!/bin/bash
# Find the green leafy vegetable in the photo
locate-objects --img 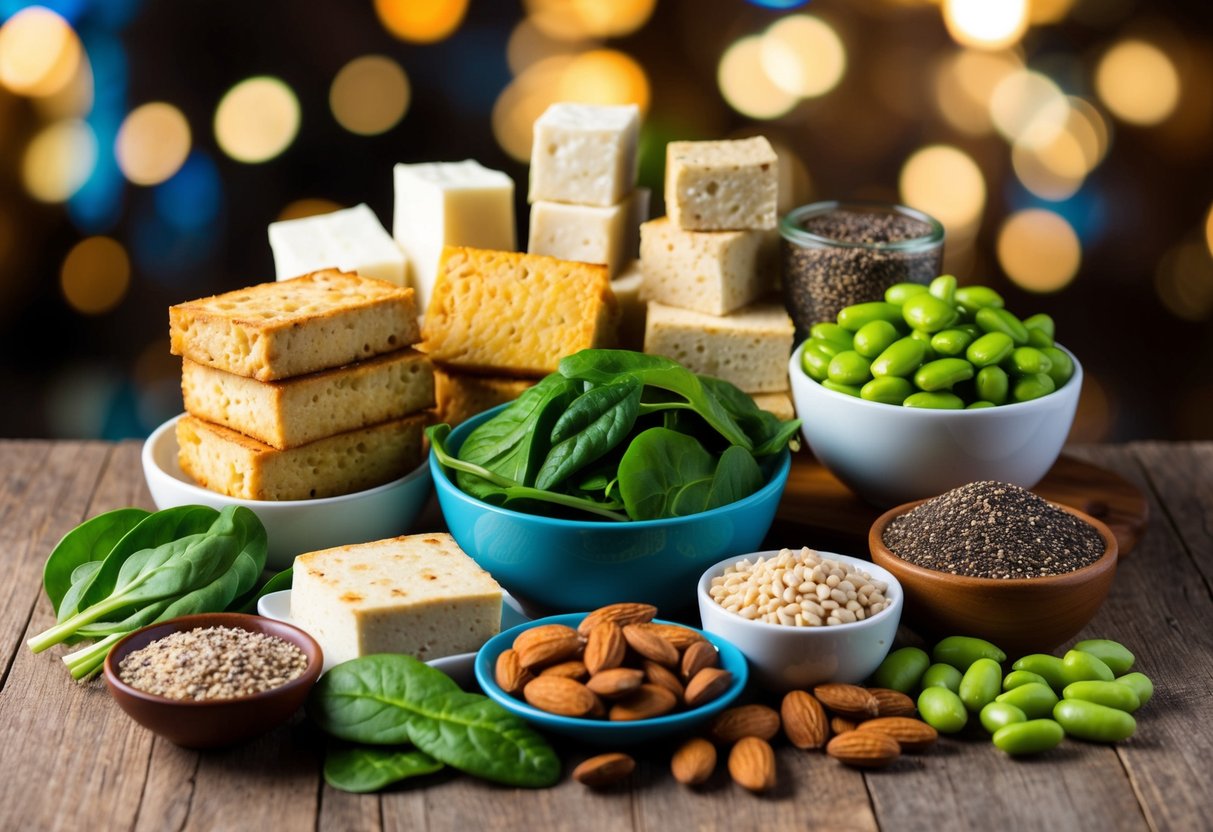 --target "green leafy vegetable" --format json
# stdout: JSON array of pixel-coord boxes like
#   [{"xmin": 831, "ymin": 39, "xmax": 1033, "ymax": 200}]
[
  {"xmin": 308, "ymin": 654, "xmax": 560, "ymax": 788},
  {"xmin": 617, "ymin": 428, "xmax": 764, "ymax": 520},
  {"xmin": 323, "ymin": 745, "xmax": 443, "ymax": 793},
  {"xmin": 698, "ymin": 376, "xmax": 802, "ymax": 457},
  {"xmin": 43, "ymin": 508, "xmax": 149, "ymax": 614},
  {"xmin": 233, "ymin": 566, "xmax": 294, "ymax": 614},
  {"xmin": 535, "ymin": 376, "xmax": 641, "ymax": 490}
]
